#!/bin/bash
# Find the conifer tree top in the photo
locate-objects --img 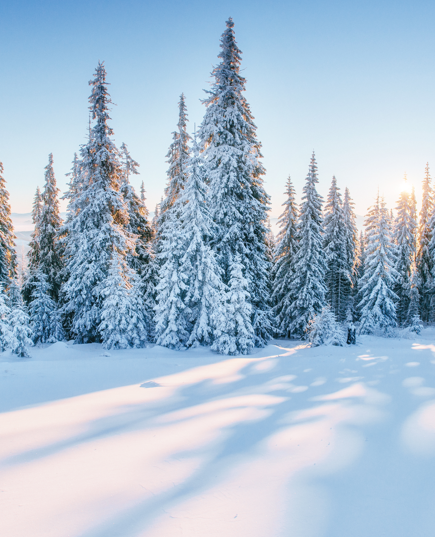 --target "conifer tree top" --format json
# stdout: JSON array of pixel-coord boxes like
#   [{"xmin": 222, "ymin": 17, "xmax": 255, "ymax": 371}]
[{"xmin": 89, "ymin": 62, "xmax": 113, "ymax": 138}]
